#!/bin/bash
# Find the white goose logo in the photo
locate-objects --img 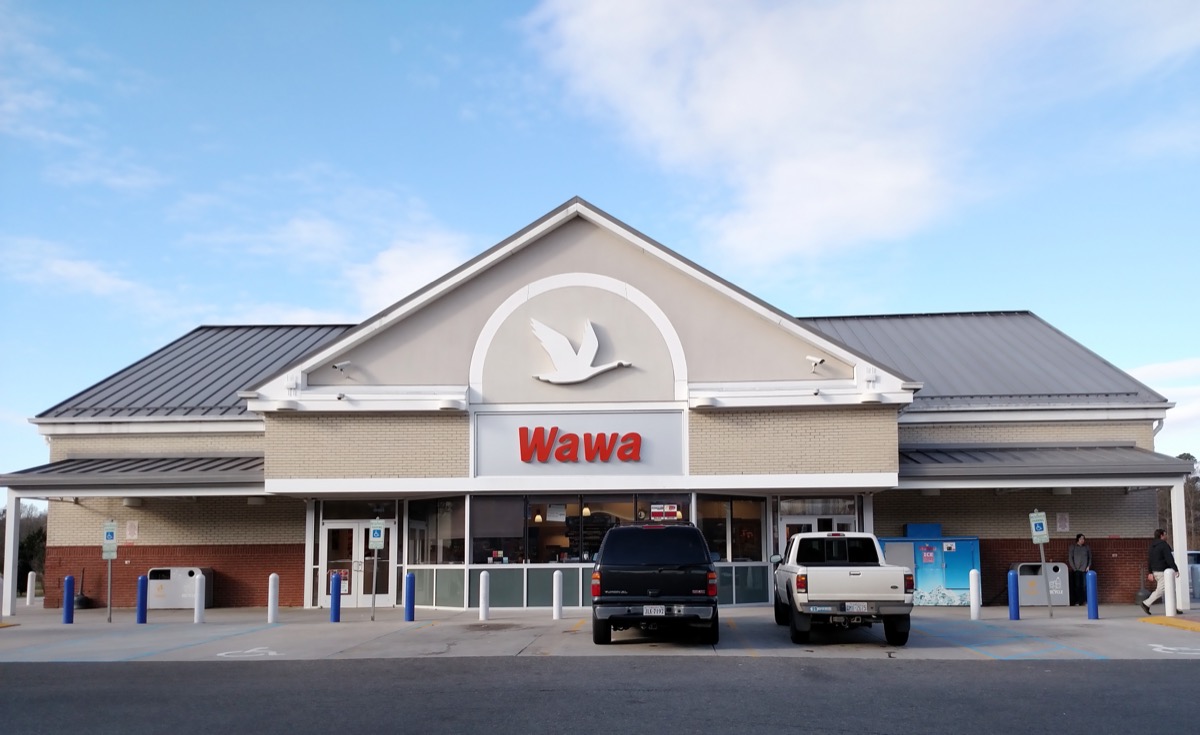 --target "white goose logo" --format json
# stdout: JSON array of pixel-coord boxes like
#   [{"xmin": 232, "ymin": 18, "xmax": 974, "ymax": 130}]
[{"xmin": 530, "ymin": 319, "xmax": 631, "ymax": 385}]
